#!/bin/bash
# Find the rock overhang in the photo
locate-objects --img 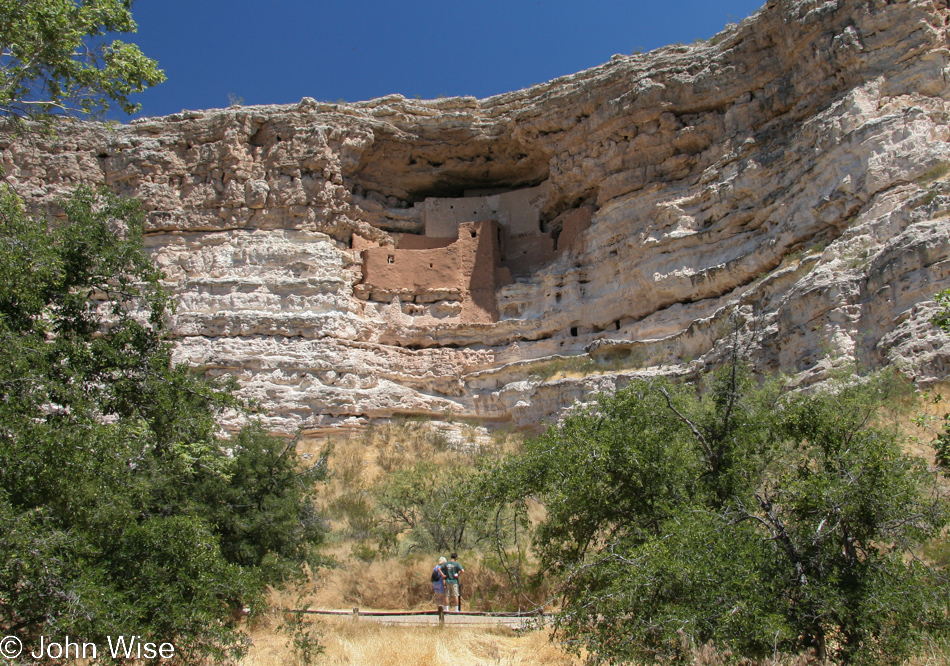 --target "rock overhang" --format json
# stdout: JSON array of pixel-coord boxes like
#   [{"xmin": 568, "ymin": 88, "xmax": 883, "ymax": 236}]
[{"xmin": 5, "ymin": 0, "xmax": 950, "ymax": 436}]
